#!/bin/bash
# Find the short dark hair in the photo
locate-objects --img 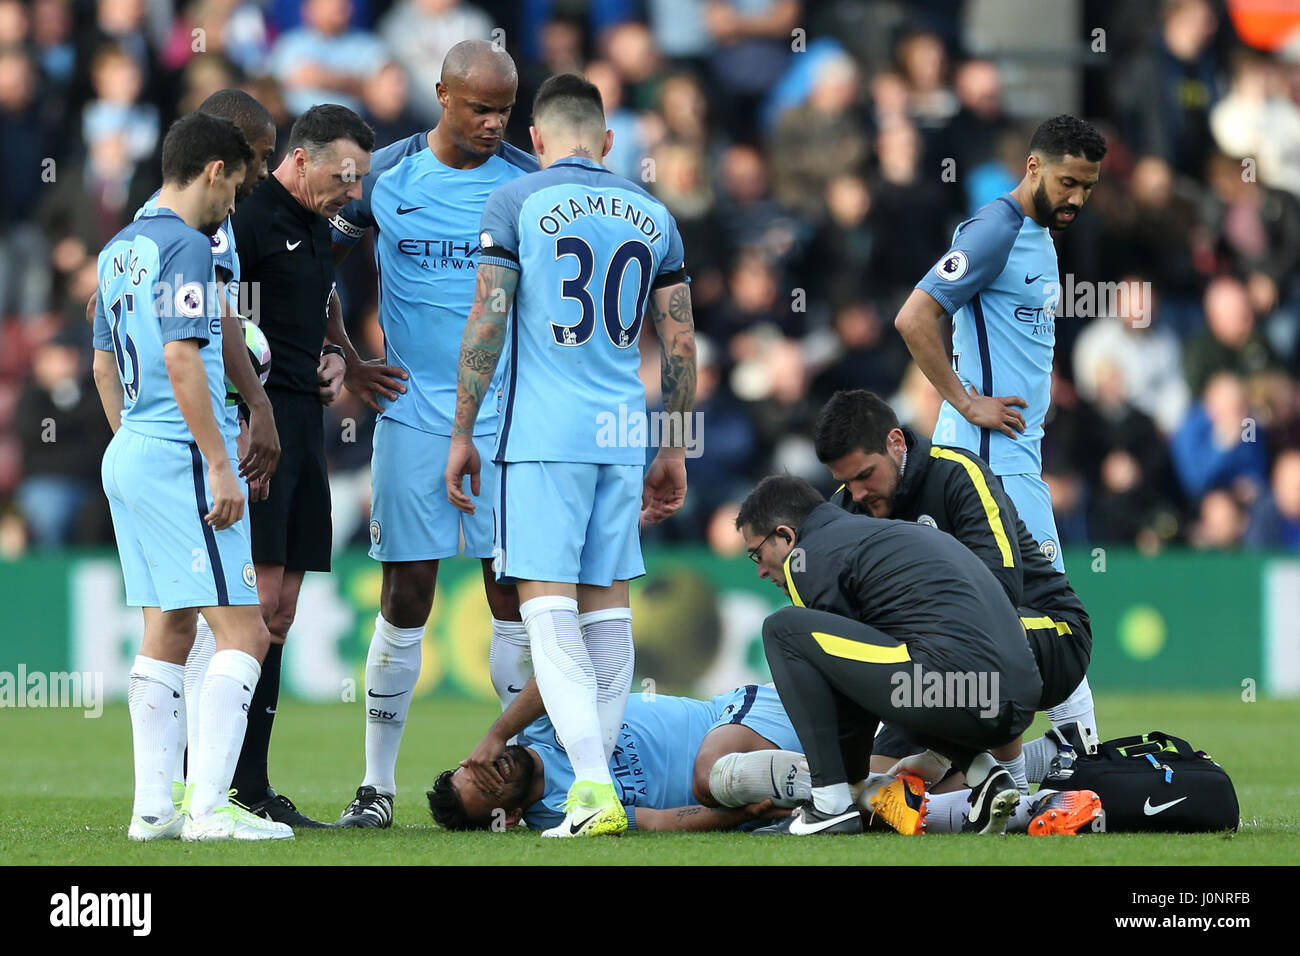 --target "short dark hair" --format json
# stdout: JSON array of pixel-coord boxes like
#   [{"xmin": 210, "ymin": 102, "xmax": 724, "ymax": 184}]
[
  {"xmin": 287, "ymin": 103, "xmax": 375, "ymax": 158},
  {"xmin": 1029, "ymin": 114, "xmax": 1107, "ymax": 164},
  {"xmin": 160, "ymin": 112, "xmax": 253, "ymax": 187},
  {"xmin": 813, "ymin": 390, "xmax": 900, "ymax": 462},
  {"xmin": 427, "ymin": 770, "xmax": 488, "ymax": 832},
  {"xmin": 533, "ymin": 73, "xmax": 604, "ymax": 129},
  {"xmin": 197, "ymin": 89, "xmax": 275, "ymax": 140},
  {"xmin": 735, "ymin": 476, "xmax": 825, "ymax": 537}
]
